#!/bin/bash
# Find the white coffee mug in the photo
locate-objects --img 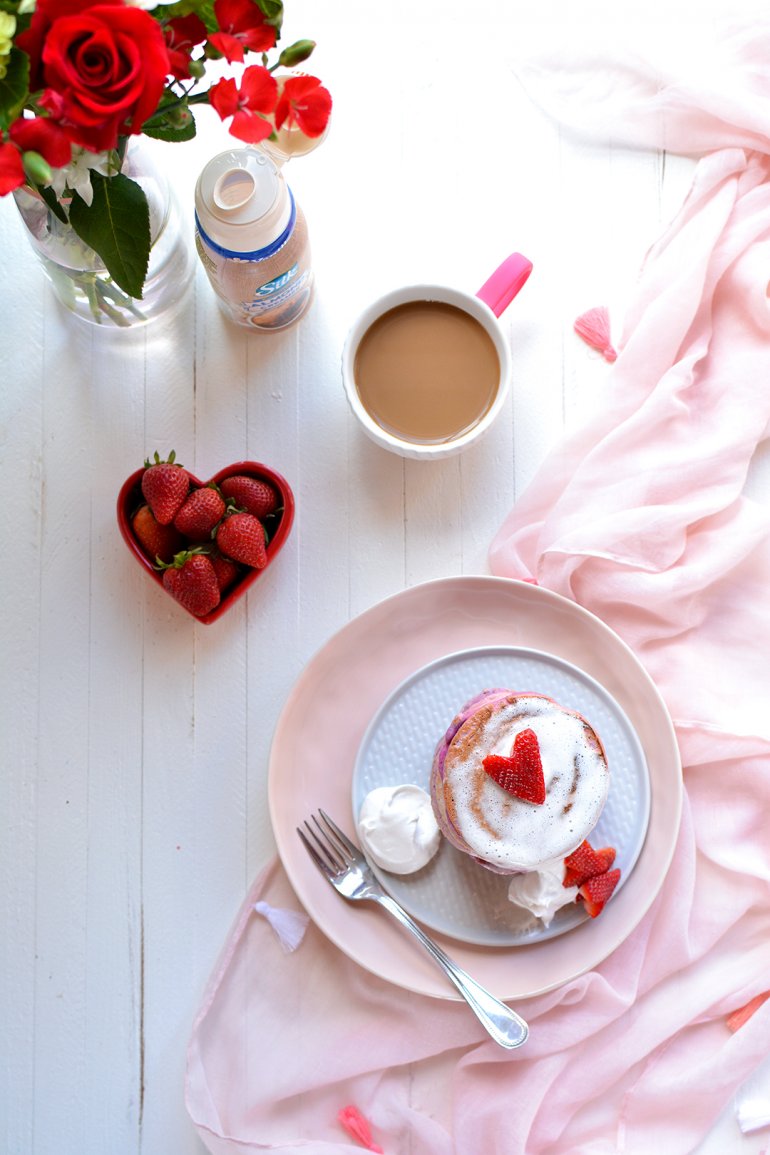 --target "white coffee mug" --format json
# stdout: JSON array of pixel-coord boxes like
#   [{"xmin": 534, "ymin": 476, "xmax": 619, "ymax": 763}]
[{"xmin": 341, "ymin": 252, "xmax": 532, "ymax": 461}]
